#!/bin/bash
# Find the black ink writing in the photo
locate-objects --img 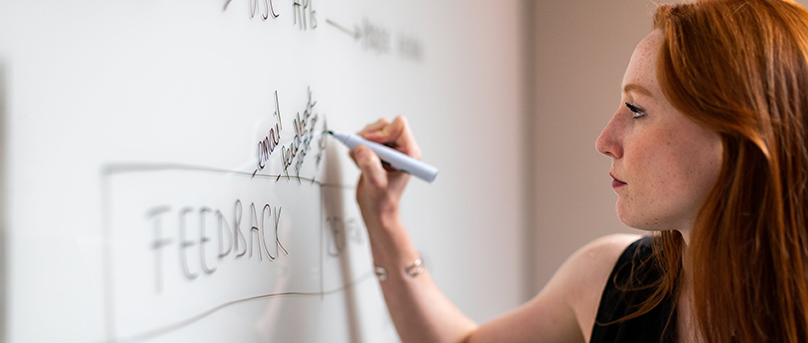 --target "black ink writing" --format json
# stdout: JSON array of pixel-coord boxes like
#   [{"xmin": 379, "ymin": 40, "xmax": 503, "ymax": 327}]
[
  {"xmin": 178, "ymin": 207, "xmax": 198, "ymax": 280},
  {"xmin": 362, "ymin": 19, "xmax": 391, "ymax": 54},
  {"xmin": 199, "ymin": 207, "xmax": 216, "ymax": 274},
  {"xmin": 223, "ymin": 0, "xmax": 279, "ymax": 20},
  {"xmin": 252, "ymin": 0, "xmax": 280, "ymax": 20},
  {"xmin": 147, "ymin": 200, "xmax": 287, "ymax": 293},
  {"xmin": 233, "ymin": 200, "xmax": 247, "ymax": 257},
  {"xmin": 280, "ymin": 87, "xmax": 322, "ymax": 181},
  {"xmin": 293, "ymin": 0, "xmax": 317, "ymax": 30},
  {"xmin": 326, "ymin": 18, "xmax": 424, "ymax": 62},
  {"xmin": 147, "ymin": 206, "xmax": 173, "ymax": 293},
  {"xmin": 261, "ymin": 205, "xmax": 287, "ymax": 259},
  {"xmin": 325, "ymin": 216, "xmax": 364, "ymax": 257},
  {"xmin": 249, "ymin": 203, "xmax": 261, "ymax": 260},
  {"xmin": 254, "ymin": 91, "xmax": 284, "ymax": 177},
  {"xmin": 397, "ymin": 34, "xmax": 423, "ymax": 62},
  {"xmin": 316, "ymin": 117, "xmax": 327, "ymax": 169},
  {"xmin": 325, "ymin": 19, "xmax": 361, "ymax": 40},
  {"xmin": 215, "ymin": 209, "xmax": 232, "ymax": 259}
]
